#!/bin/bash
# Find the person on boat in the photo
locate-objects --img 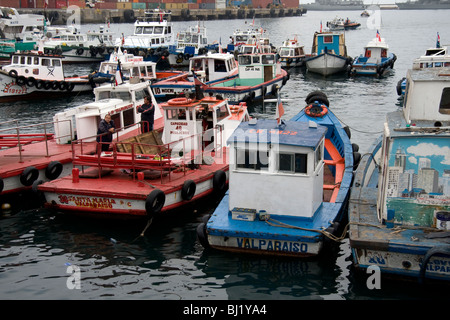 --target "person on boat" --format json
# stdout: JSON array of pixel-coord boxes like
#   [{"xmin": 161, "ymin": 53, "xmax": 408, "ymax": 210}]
[
  {"xmin": 96, "ymin": 114, "xmax": 115, "ymax": 152},
  {"xmin": 137, "ymin": 95, "xmax": 155, "ymax": 133}
]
